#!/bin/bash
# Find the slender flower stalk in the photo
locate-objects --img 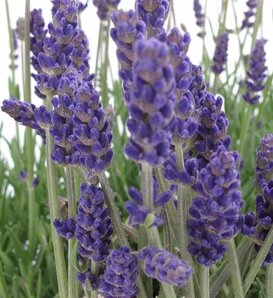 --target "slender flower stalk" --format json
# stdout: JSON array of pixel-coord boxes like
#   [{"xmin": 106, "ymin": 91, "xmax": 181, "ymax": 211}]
[{"xmin": 200, "ymin": 266, "xmax": 209, "ymax": 298}]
